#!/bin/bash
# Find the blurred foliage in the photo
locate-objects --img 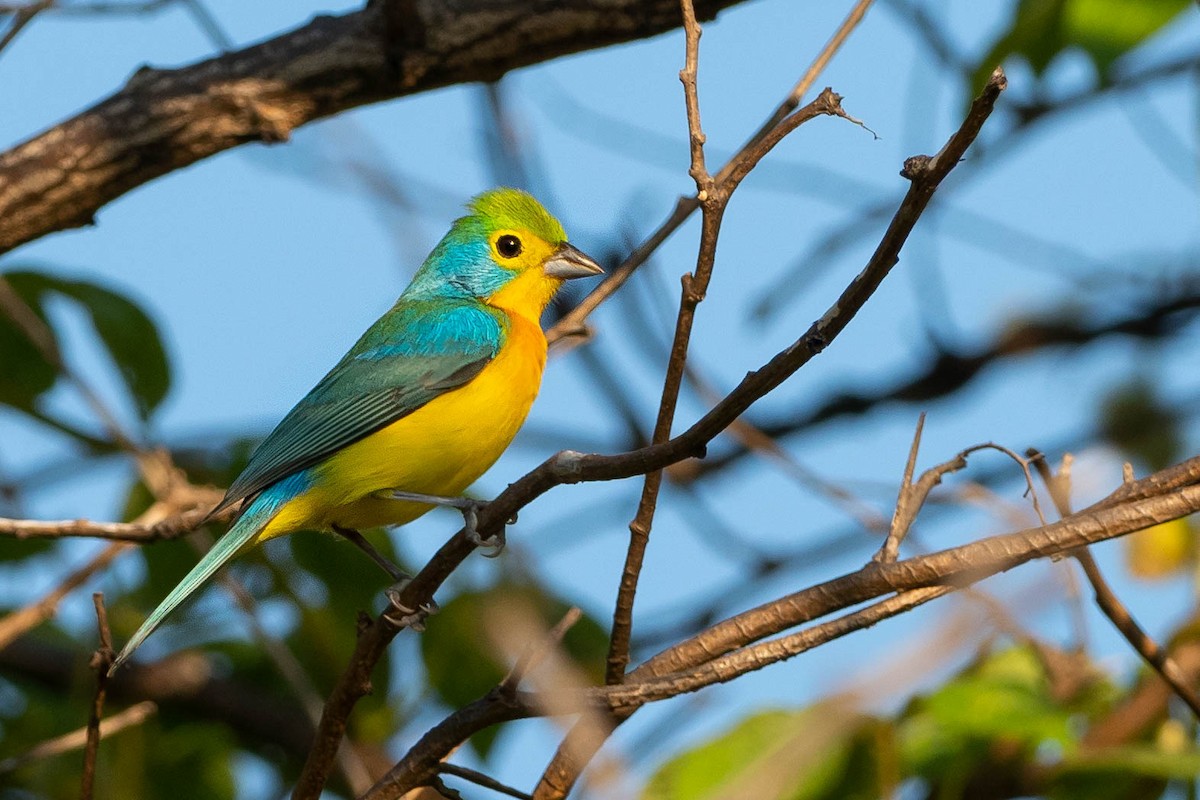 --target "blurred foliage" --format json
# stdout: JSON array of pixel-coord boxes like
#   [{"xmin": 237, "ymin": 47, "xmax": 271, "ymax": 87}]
[
  {"xmin": 645, "ymin": 644, "xmax": 1200, "ymax": 800},
  {"xmin": 643, "ymin": 705, "xmax": 885, "ymax": 800},
  {"xmin": 1099, "ymin": 380, "xmax": 1180, "ymax": 472},
  {"xmin": 973, "ymin": 0, "xmax": 1191, "ymax": 89},
  {"xmin": 1125, "ymin": 517, "xmax": 1195, "ymax": 581},
  {"xmin": 420, "ymin": 581, "xmax": 609, "ymax": 757},
  {"xmin": 0, "ymin": 269, "xmax": 170, "ymax": 423}
]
